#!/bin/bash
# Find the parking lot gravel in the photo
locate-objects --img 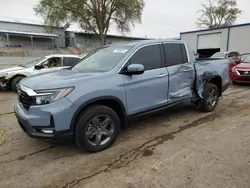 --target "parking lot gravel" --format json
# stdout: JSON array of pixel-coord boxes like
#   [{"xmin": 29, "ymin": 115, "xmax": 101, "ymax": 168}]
[{"xmin": 0, "ymin": 84, "xmax": 250, "ymax": 188}]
